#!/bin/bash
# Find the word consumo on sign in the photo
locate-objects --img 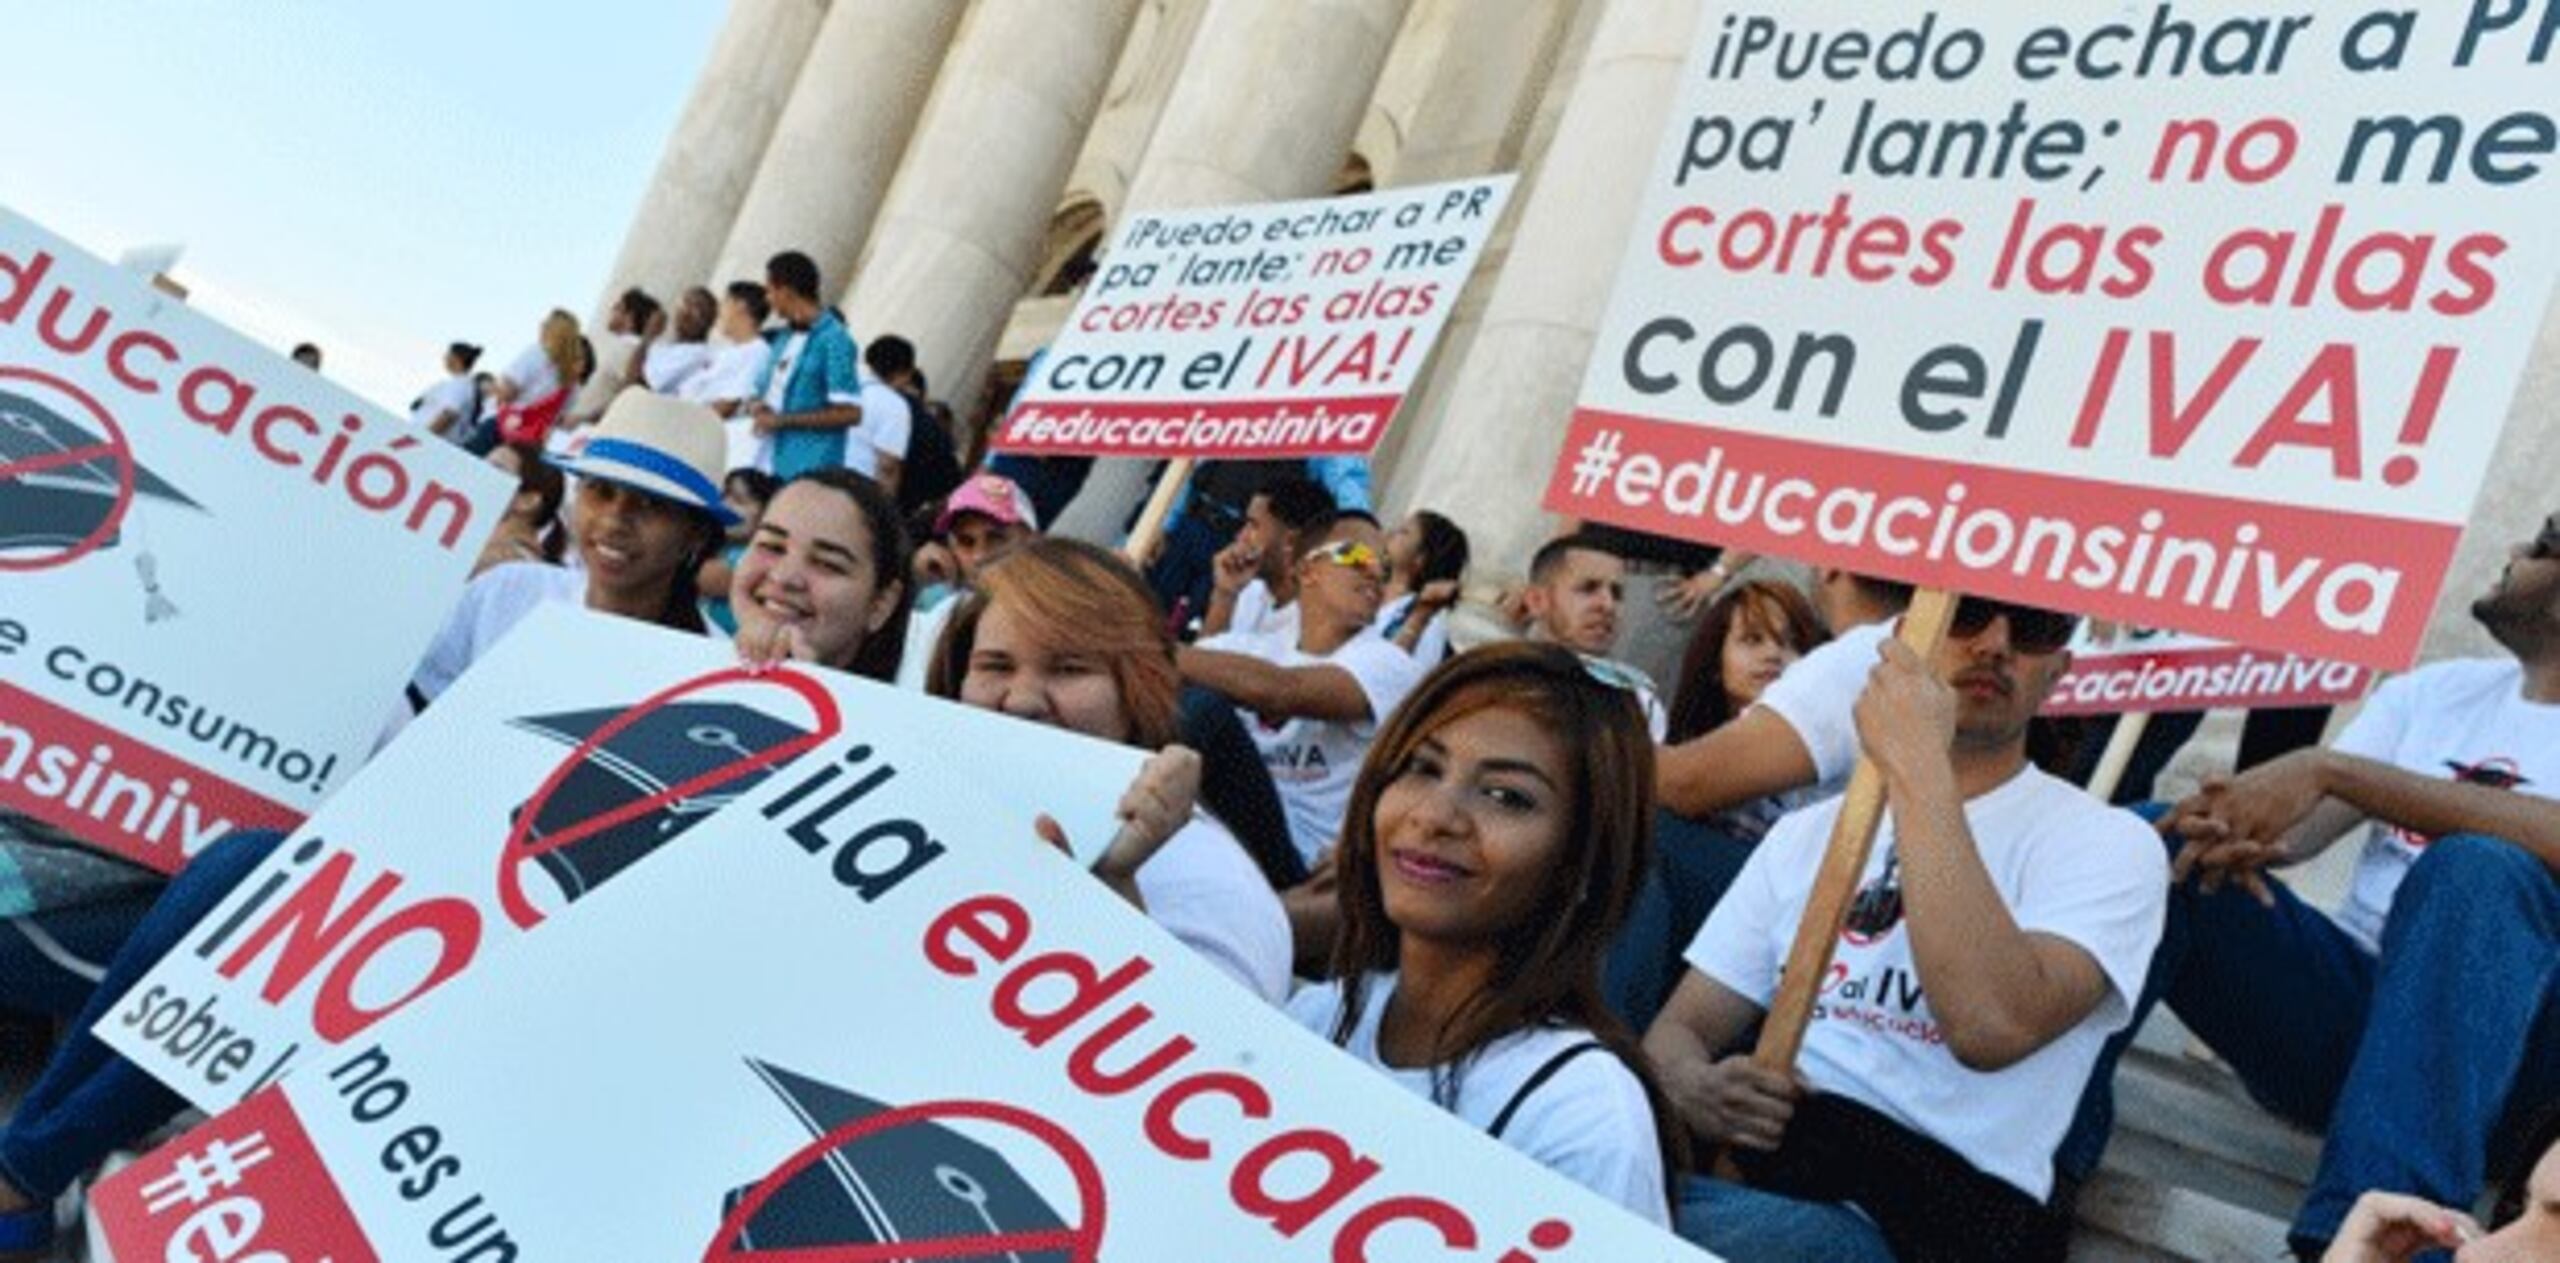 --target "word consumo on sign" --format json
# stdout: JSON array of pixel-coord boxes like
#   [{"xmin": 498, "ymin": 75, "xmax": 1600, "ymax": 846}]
[
  {"xmin": 0, "ymin": 209, "xmax": 507, "ymax": 871},
  {"xmin": 1549, "ymin": 1, "xmax": 2560, "ymax": 670},
  {"xmin": 997, "ymin": 175, "xmax": 1513, "ymax": 459}
]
